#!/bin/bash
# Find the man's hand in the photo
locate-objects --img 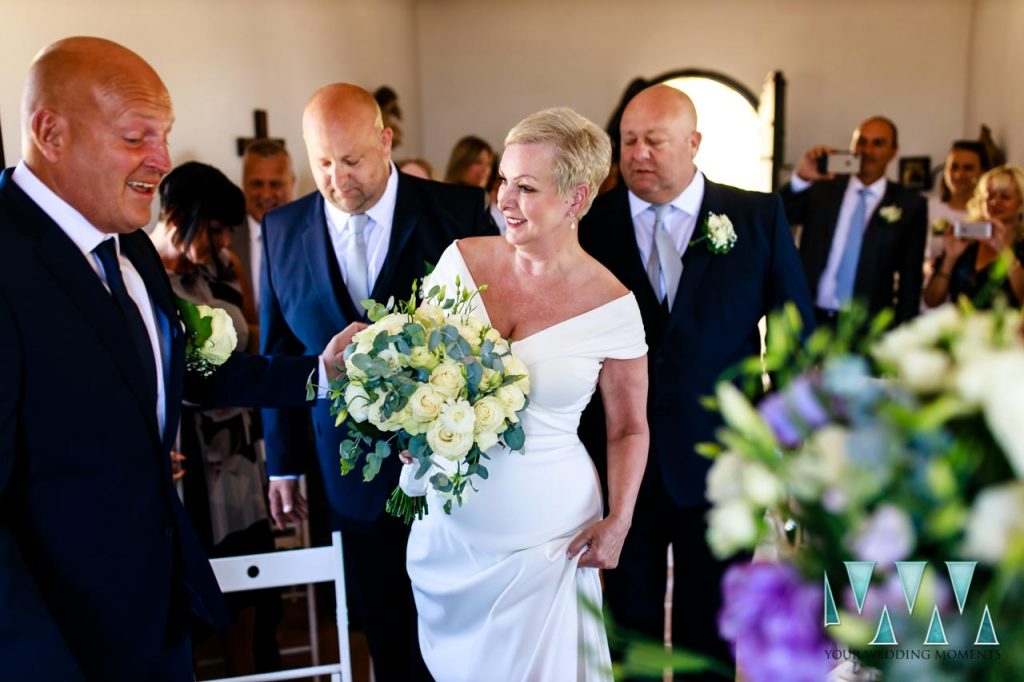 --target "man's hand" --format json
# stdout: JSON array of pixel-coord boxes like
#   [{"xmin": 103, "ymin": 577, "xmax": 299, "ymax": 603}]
[
  {"xmin": 170, "ymin": 451, "xmax": 186, "ymax": 482},
  {"xmin": 268, "ymin": 478, "xmax": 309, "ymax": 530},
  {"xmin": 321, "ymin": 322, "xmax": 369, "ymax": 382},
  {"xmin": 793, "ymin": 145, "xmax": 835, "ymax": 183}
]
